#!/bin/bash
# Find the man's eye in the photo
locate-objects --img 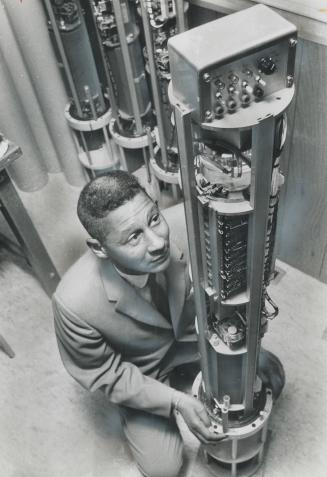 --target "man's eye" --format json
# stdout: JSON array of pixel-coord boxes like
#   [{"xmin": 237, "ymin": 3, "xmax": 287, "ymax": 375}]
[
  {"xmin": 150, "ymin": 213, "xmax": 160, "ymax": 226},
  {"xmin": 128, "ymin": 231, "xmax": 141, "ymax": 243}
]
